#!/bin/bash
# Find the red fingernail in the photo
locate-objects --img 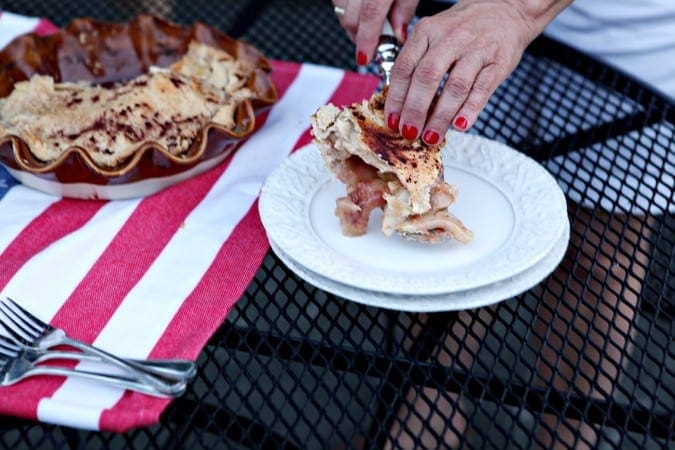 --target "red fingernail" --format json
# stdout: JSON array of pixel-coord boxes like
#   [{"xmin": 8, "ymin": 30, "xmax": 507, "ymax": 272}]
[
  {"xmin": 387, "ymin": 113, "xmax": 400, "ymax": 130},
  {"xmin": 401, "ymin": 23, "xmax": 408, "ymax": 41},
  {"xmin": 356, "ymin": 50, "xmax": 367, "ymax": 66},
  {"xmin": 454, "ymin": 116, "xmax": 468, "ymax": 131},
  {"xmin": 422, "ymin": 129, "xmax": 440, "ymax": 145},
  {"xmin": 402, "ymin": 123, "xmax": 418, "ymax": 140}
]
